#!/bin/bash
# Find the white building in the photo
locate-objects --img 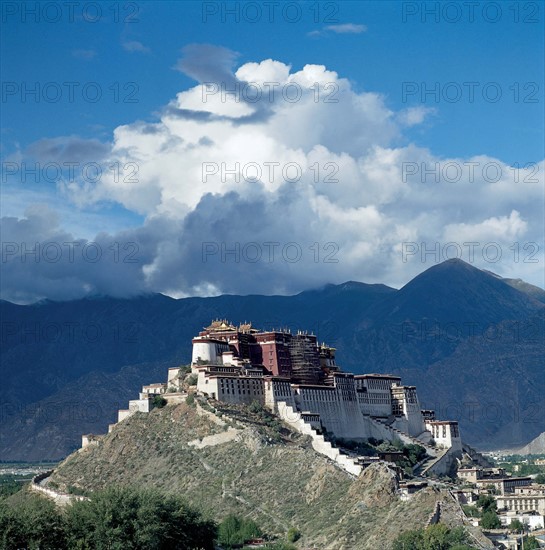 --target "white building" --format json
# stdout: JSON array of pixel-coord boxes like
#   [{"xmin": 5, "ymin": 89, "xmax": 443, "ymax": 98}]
[{"xmin": 191, "ymin": 336, "xmax": 230, "ymax": 365}]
